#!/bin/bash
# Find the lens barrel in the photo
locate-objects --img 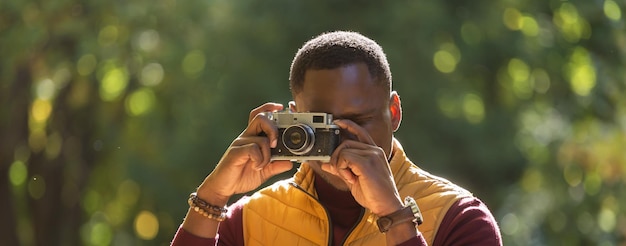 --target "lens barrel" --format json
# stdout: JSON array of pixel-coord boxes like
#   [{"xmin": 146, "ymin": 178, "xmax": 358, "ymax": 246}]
[{"xmin": 282, "ymin": 124, "xmax": 315, "ymax": 155}]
